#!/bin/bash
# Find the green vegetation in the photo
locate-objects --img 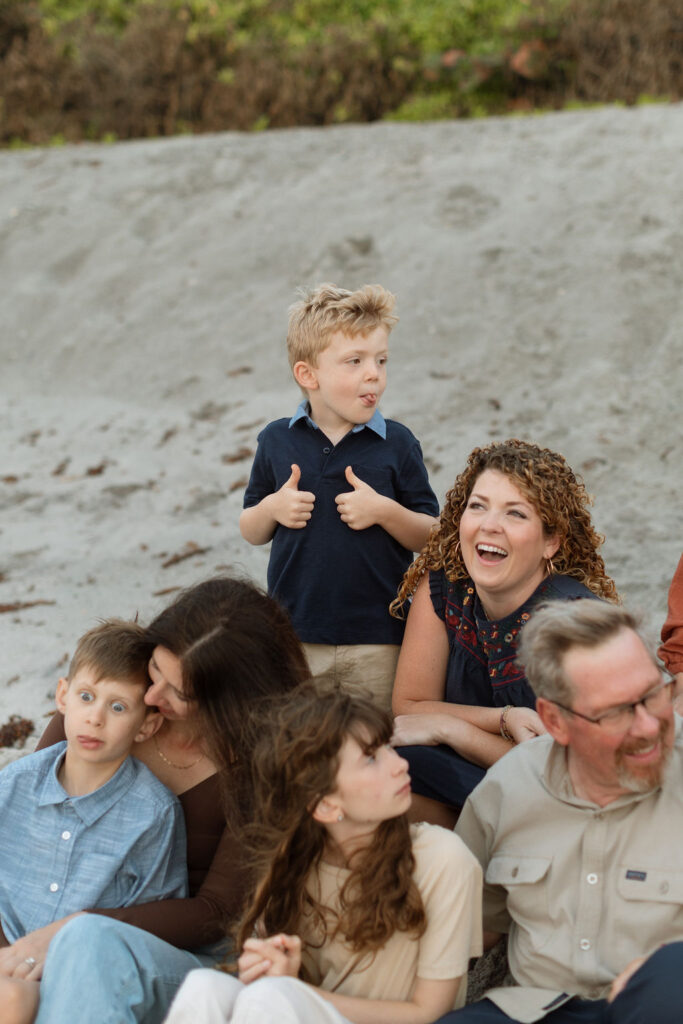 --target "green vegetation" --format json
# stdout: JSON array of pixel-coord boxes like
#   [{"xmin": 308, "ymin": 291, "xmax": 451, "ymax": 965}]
[
  {"xmin": 33, "ymin": 0, "xmax": 546, "ymax": 48},
  {"xmin": 0, "ymin": 0, "xmax": 680, "ymax": 144}
]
